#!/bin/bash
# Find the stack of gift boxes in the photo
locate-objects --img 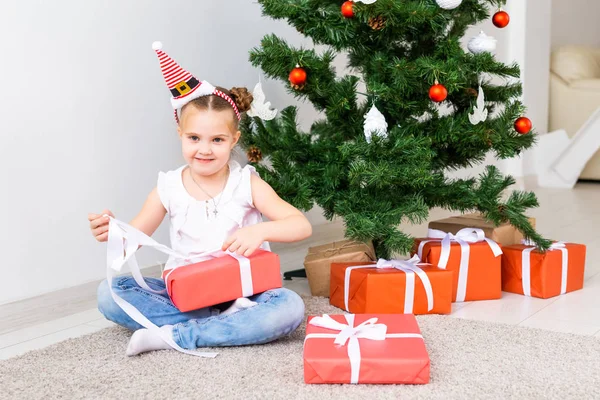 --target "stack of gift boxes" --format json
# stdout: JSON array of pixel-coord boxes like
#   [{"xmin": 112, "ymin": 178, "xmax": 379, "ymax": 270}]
[
  {"xmin": 302, "ymin": 213, "xmax": 587, "ymax": 384},
  {"xmin": 123, "ymin": 214, "xmax": 586, "ymax": 386}
]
